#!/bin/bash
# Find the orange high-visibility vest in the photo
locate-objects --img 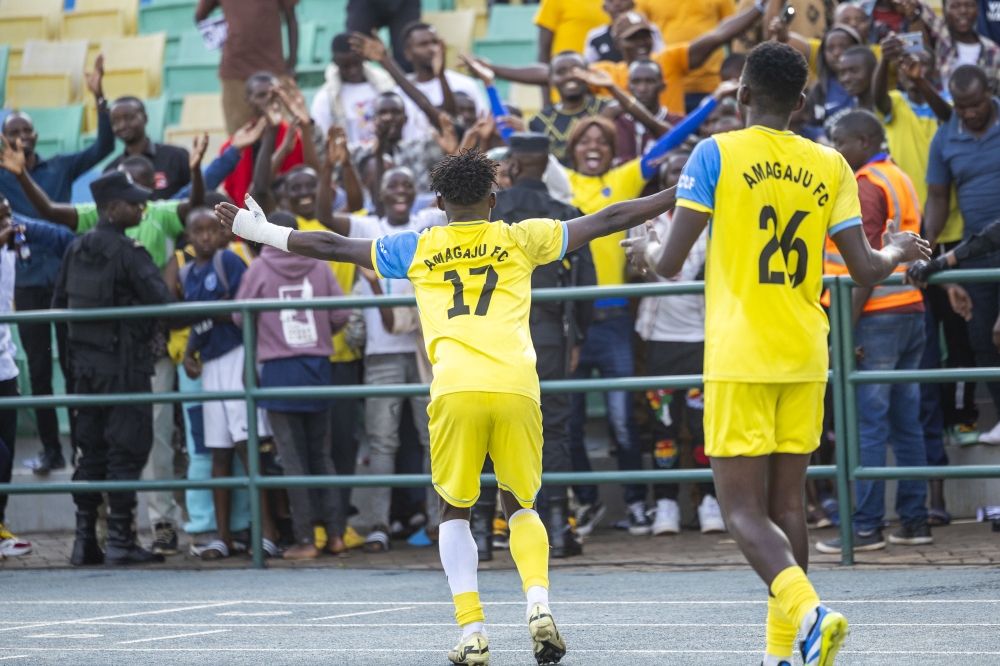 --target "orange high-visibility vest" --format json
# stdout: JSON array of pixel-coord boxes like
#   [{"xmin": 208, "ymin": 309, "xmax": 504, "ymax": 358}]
[{"xmin": 822, "ymin": 157, "xmax": 923, "ymax": 313}]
